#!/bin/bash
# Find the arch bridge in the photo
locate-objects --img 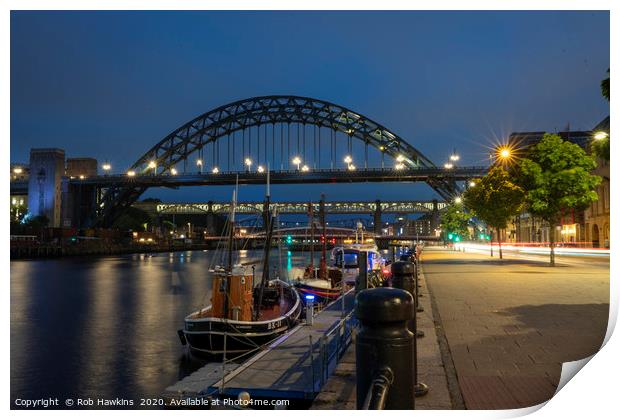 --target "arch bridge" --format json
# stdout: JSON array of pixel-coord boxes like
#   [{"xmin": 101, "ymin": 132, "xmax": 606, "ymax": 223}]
[{"xmin": 90, "ymin": 96, "xmax": 482, "ymax": 227}]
